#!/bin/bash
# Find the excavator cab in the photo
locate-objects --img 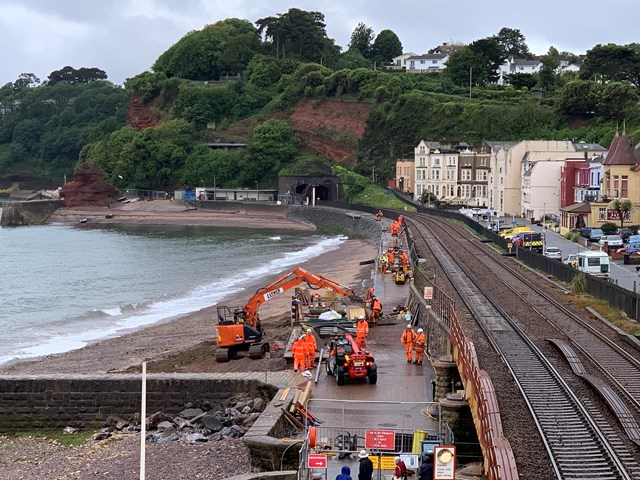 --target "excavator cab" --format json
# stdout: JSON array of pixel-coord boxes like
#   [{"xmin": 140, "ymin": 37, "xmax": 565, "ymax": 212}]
[{"xmin": 215, "ymin": 306, "xmax": 267, "ymax": 362}]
